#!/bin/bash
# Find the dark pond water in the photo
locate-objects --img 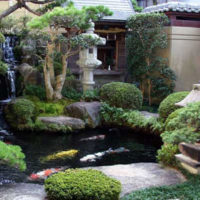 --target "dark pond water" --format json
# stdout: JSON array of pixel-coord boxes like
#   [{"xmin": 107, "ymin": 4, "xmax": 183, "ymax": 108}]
[{"xmin": 0, "ymin": 128, "xmax": 161, "ymax": 185}]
